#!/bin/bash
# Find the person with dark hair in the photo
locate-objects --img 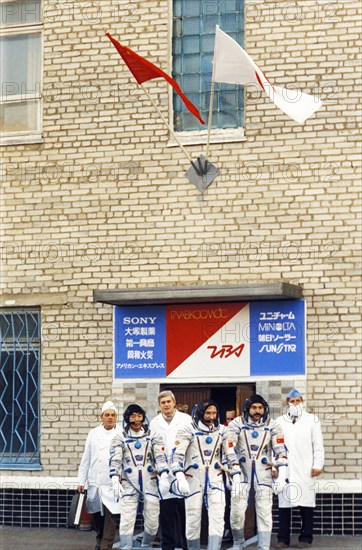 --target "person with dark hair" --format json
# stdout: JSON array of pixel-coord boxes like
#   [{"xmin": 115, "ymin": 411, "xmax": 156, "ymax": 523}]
[
  {"xmin": 150, "ymin": 390, "xmax": 192, "ymax": 550},
  {"xmin": 109, "ymin": 403, "xmax": 169, "ymax": 550},
  {"xmin": 170, "ymin": 400, "xmax": 227, "ymax": 550},
  {"xmin": 223, "ymin": 394, "xmax": 288, "ymax": 550},
  {"xmin": 275, "ymin": 388, "xmax": 324, "ymax": 549},
  {"xmin": 77, "ymin": 401, "xmax": 122, "ymax": 550}
]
